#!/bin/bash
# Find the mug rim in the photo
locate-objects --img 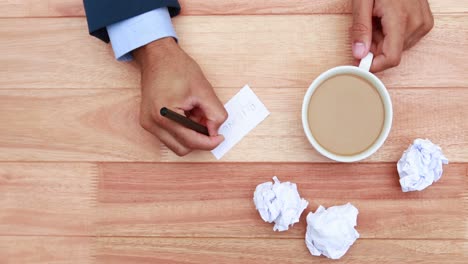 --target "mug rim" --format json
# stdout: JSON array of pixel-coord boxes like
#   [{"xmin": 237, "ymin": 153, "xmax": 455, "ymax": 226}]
[{"xmin": 301, "ymin": 66, "xmax": 393, "ymax": 162}]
